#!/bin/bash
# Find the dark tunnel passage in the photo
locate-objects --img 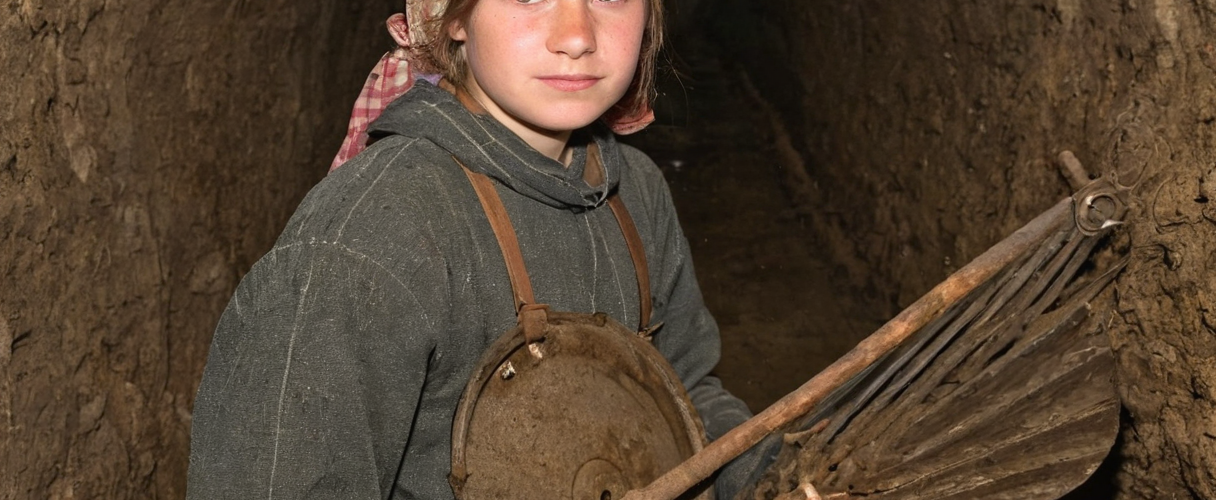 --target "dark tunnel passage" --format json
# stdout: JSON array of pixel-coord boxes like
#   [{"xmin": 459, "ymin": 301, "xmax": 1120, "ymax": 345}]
[{"xmin": 3, "ymin": 1, "xmax": 1216, "ymax": 498}]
